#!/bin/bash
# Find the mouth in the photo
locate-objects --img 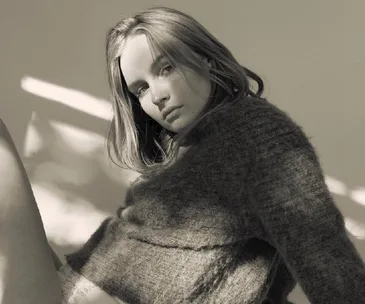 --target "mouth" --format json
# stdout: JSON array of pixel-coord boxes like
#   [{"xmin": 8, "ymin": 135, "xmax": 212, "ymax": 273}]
[{"xmin": 163, "ymin": 106, "xmax": 182, "ymax": 120}]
